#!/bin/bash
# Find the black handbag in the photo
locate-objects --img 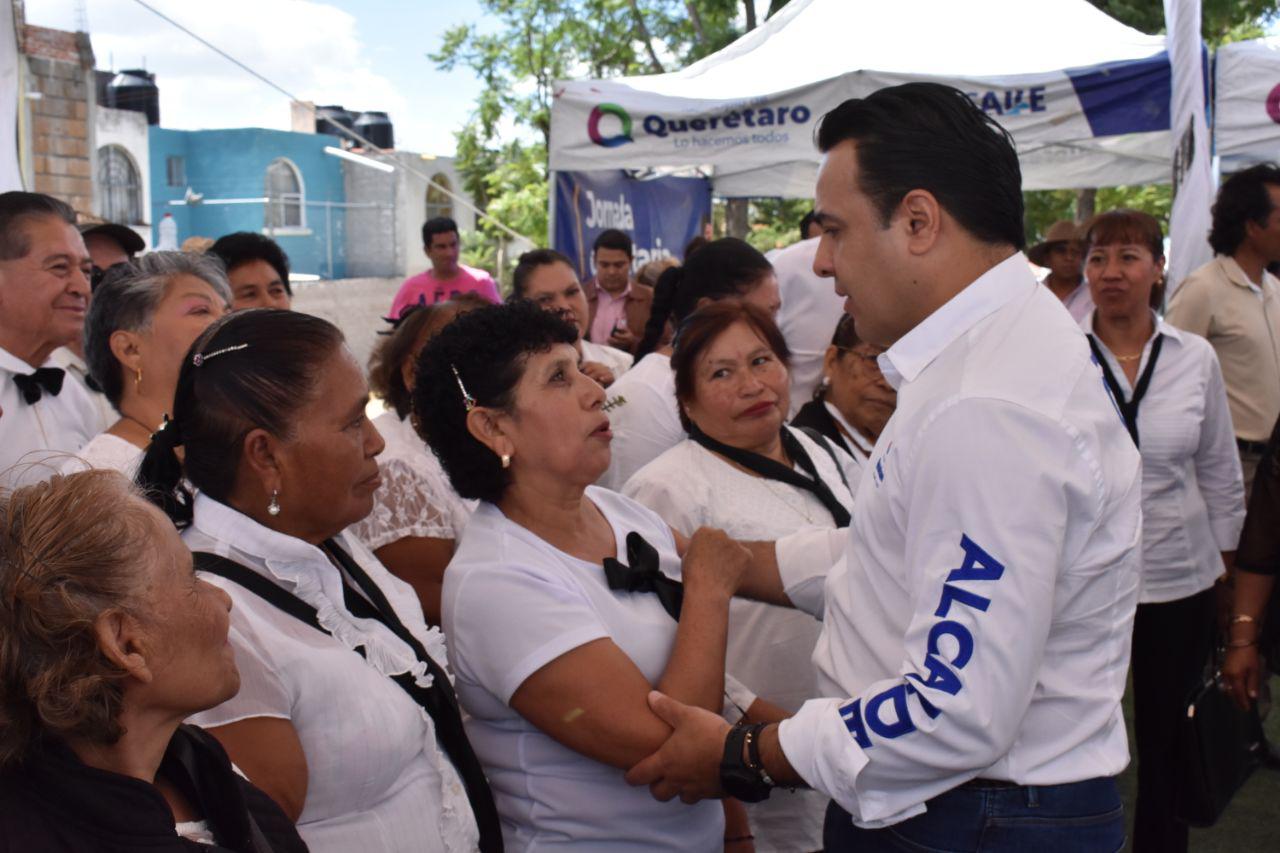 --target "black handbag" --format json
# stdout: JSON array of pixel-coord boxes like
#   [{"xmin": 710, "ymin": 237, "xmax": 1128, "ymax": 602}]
[{"xmin": 1173, "ymin": 659, "xmax": 1267, "ymax": 826}]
